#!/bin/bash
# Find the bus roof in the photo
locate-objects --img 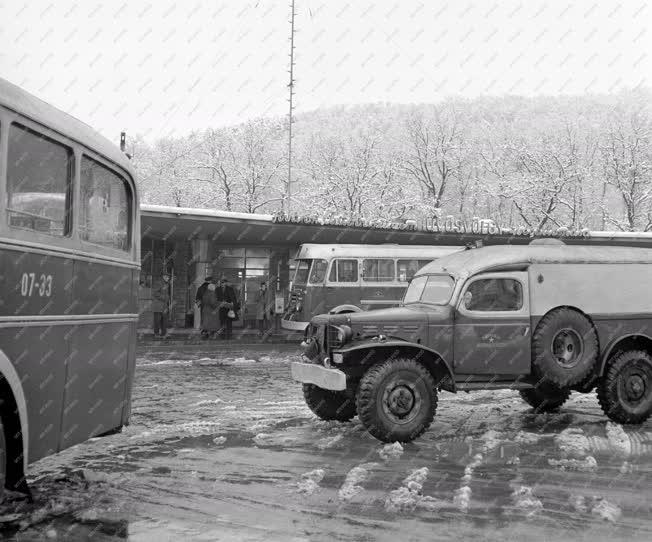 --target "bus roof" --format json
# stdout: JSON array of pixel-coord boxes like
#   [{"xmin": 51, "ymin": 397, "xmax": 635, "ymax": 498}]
[
  {"xmin": 417, "ymin": 244, "xmax": 652, "ymax": 279},
  {"xmin": 0, "ymin": 77, "xmax": 134, "ymax": 177},
  {"xmin": 296, "ymin": 243, "xmax": 465, "ymax": 260}
]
